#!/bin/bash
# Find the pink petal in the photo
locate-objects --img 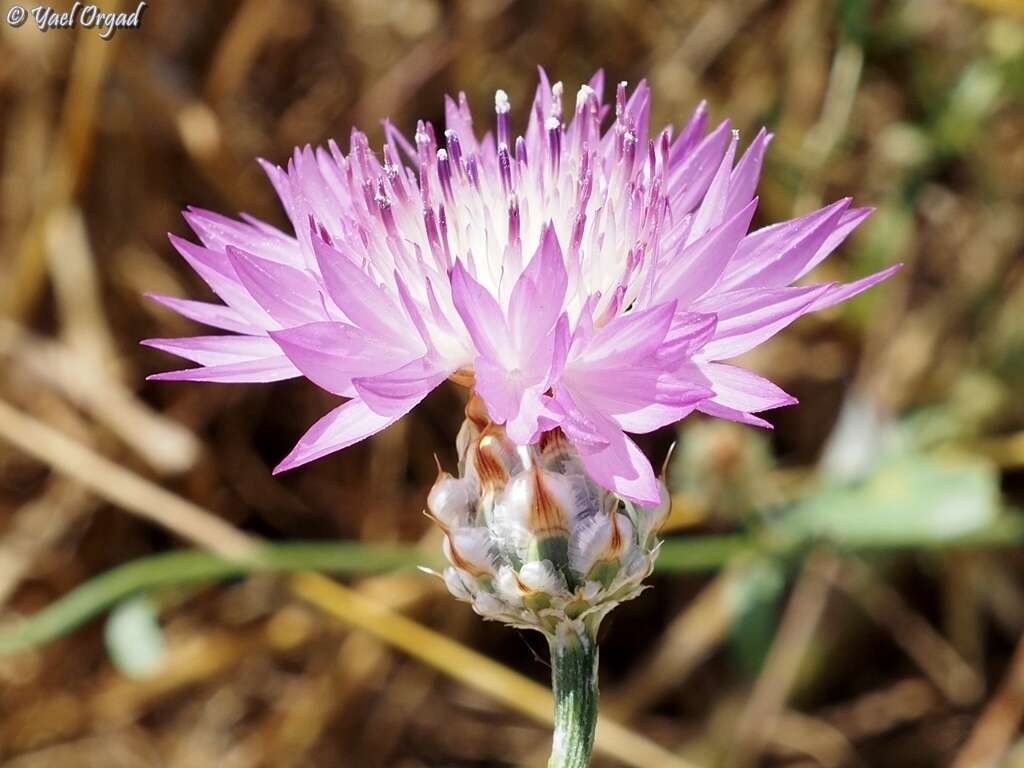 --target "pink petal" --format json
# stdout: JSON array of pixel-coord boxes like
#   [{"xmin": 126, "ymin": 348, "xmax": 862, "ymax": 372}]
[
  {"xmin": 142, "ymin": 335, "xmax": 283, "ymax": 366},
  {"xmin": 293, "ymin": 147, "xmax": 347, "ymax": 235},
  {"xmin": 719, "ymin": 198, "xmax": 852, "ymax": 291},
  {"xmin": 352, "ymin": 357, "xmax": 448, "ymax": 417},
  {"xmin": 806, "ymin": 264, "xmax": 903, "ymax": 312},
  {"xmin": 145, "ymin": 293, "xmax": 257, "ymax": 335},
  {"xmin": 393, "ymin": 271, "xmax": 437, "ymax": 354},
  {"xmin": 624, "ymin": 80, "xmax": 651, "ymax": 145},
  {"xmin": 504, "ymin": 383, "xmax": 561, "ymax": 445},
  {"xmin": 579, "ymin": 430, "xmax": 661, "ymax": 505},
  {"xmin": 473, "ymin": 356, "xmax": 526, "ymax": 426},
  {"xmin": 449, "ymin": 260, "xmax": 508, "ymax": 362},
  {"xmin": 694, "ymin": 283, "xmax": 834, "ymax": 360},
  {"xmin": 552, "ymin": 388, "xmax": 664, "ymax": 504},
  {"xmin": 668, "ymin": 101, "xmax": 709, "ymax": 165},
  {"xmin": 697, "ymin": 400, "xmax": 776, "ymax": 429},
  {"xmin": 526, "ymin": 67, "xmax": 555, "ymax": 148},
  {"xmin": 694, "ymin": 362, "xmax": 797, "ymax": 413},
  {"xmin": 226, "ymin": 246, "xmax": 326, "ymax": 326},
  {"xmin": 566, "ymin": 367, "xmax": 711, "ymax": 434},
  {"xmin": 667, "ymin": 120, "xmax": 733, "ymax": 215},
  {"xmin": 573, "ymin": 302, "xmax": 676, "ymax": 369},
  {"xmin": 795, "ymin": 207, "xmax": 874, "ymax": 280},
  {"xmin": 612, "ymin": 402, "xmax": 702, "ymax": 434},
  {"xmin": 383, "ymin": 119, "xmax": 417, "ymax": 164},
  {"xmin": 148, "ymin": 357, "xmax": 298, "ymax": 384},
  {"xmin": 274, "ymin": 397, "xmax": 411, "ymax": 473},
  {"xmin": 549, "ymin": 314, "xmax": 571, "ymax": 382},
  {"xmin": 270, "ymin": 322, "xmax": 416, "ymax": 397},
  {"xmin": 649, "ymin": 198, "xmax": 758, "ymax": 306},
  {"xmin": 255, "ymin": 161, "xmax": 302, "ymax": 242},
  {"xmin": 552, "ymin": 388, "xmax": 611, "ymax": 455},
  {"xmin": 687, "ymin": 130, "xmax": 738, "ymax": 242},
  {"xmin": 310, "ymin": 233, "xmax": 412, "ymax": 347},
  {"xmin": 725, "ymin": 129, "xmax": 771, "ymax": 218},
  {"xmin": 656, "ymin": 312, "xmax": 718, "ymax": 366},
  {"xmin": 169, "ymin": 234, "xmax": 271, "ymax": 327},
  {"xmin": 588, "ymin": 69, "xmax": 606, "ymax": 102},
  {"xmin": 184, "ymin": 208, "xmax": 302, "ymax": 267},
  {"xmin": 507, "ymin": 227, "xmax": 567, "ymax": 355}
]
